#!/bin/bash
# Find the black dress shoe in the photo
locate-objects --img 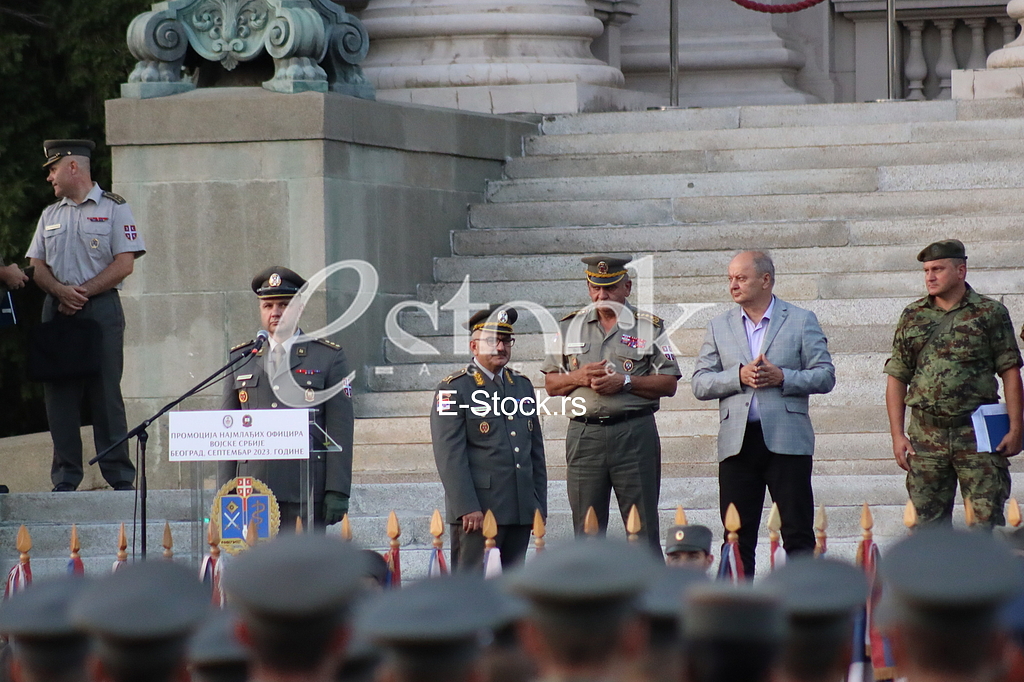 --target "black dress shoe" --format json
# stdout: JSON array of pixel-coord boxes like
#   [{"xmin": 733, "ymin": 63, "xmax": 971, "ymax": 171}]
[
  {"xmin": 113, "ymin": 482, "xmax": 135, "ymax": 491},
  {"xmin": 52, "ymin": 483, "xmax": 76, "ymax": 492},
  {"xmin": 0, "ymin": 486, "xmax": 9, "ymax": 494}
]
